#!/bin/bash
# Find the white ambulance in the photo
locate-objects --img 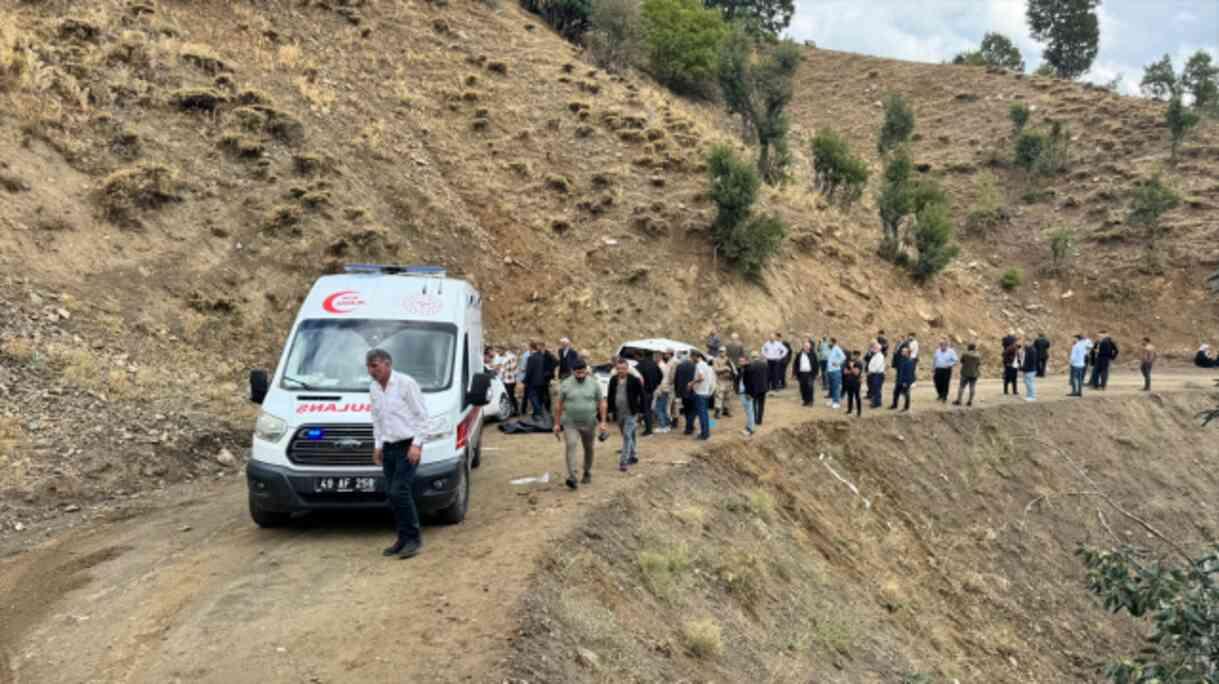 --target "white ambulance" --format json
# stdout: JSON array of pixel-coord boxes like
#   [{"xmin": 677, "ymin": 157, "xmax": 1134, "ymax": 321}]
[{"xmin": 246, "ymin": 265, "xmax": 491, "ymax": 527}]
